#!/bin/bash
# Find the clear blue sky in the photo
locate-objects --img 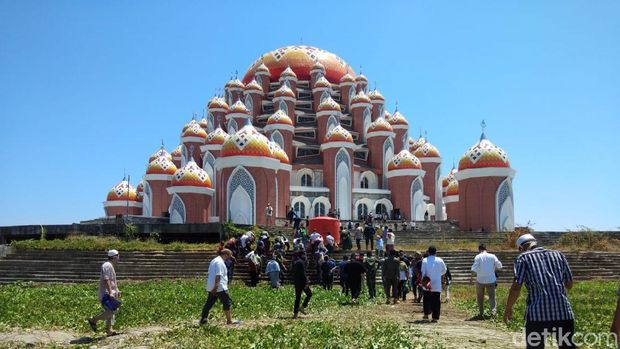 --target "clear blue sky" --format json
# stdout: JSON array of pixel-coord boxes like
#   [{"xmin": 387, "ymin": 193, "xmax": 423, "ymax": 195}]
[{"xmin": 1, "ymin": 1, "xmax": 618, "ymax": 231}]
